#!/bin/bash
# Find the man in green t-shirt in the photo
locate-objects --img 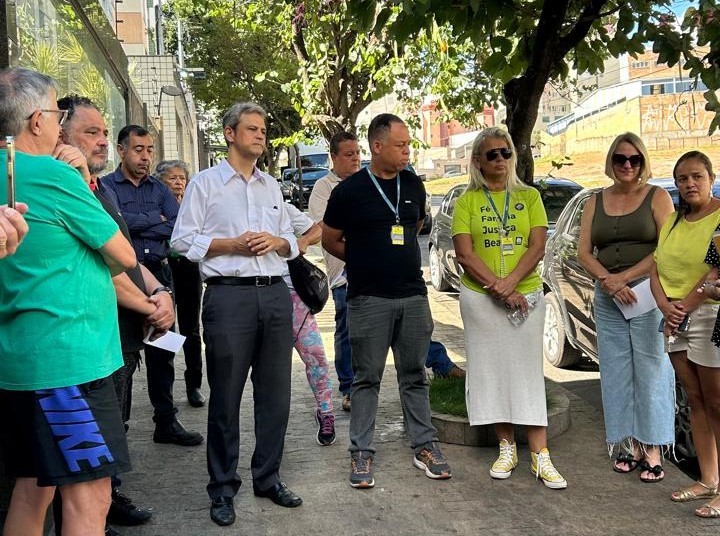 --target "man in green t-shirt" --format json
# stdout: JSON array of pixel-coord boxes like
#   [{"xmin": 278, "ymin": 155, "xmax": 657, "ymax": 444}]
[{"xmin": 0, "ymin": 67, "xmax": 137, "ymax": 536}]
